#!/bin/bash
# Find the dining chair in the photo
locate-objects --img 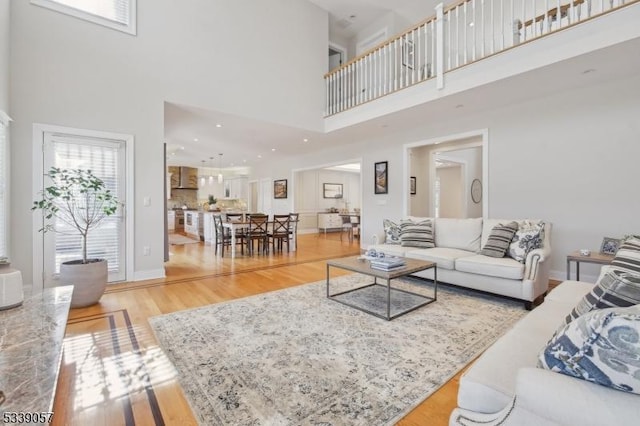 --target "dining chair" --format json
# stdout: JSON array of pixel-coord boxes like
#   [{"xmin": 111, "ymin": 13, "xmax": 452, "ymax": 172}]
[
  {"xmin": 245, "ymin": 214, "xmax": 269, "ymax": 255},
  {"xmin": 340, "ymin": 215, "xmax": 355, "ymax": 243},
  {"xmin": 288, "ymin": 213, "xmax": 299, "ymax": 251},
  {"xmin": 212, "ymin": 214, "xmax": 232, "ymax": 256},
  {"xmin": 269, "ymin": 215, "xmax": 291, "ymax": 252}
]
